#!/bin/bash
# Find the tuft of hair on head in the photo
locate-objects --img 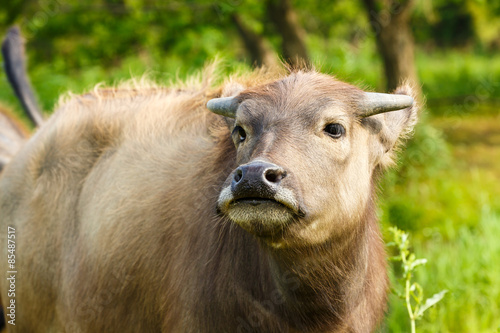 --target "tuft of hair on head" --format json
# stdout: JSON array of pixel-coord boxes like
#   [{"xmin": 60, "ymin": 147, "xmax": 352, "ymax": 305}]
[
  {"xmin": 281, "ymin": 57, "xmax": 313, "ymax": 73},
  {"xmin": 213, "ymin": 62, "xmax": 288, "ymax": 99}
]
